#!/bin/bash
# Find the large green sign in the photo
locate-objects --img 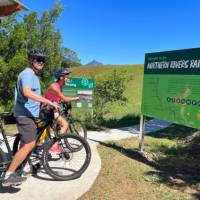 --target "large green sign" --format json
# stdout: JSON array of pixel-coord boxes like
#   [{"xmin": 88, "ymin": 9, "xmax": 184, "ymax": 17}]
[
  {"xmin": 141, "ymin": 48, "xmax": 200, "ymax": 129},
  {"xmin": 63, "ymin": 78, "xmax": 94, "ymax": 108}
]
